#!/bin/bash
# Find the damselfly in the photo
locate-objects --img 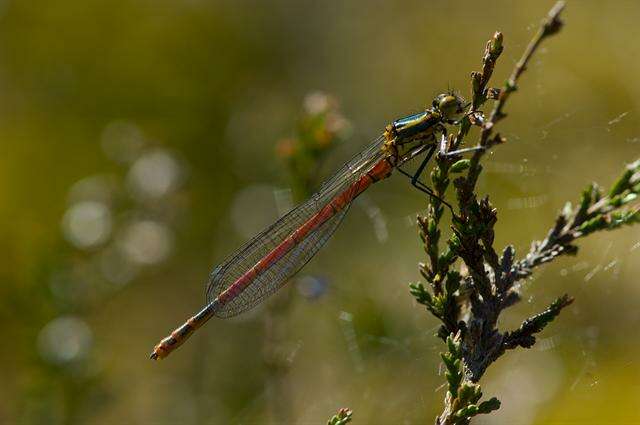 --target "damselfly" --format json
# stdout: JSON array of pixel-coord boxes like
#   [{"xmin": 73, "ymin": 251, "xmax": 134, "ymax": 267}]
[{"xmin": 151, "ymin": 93, "xmax": 478, "ymax": 360}]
